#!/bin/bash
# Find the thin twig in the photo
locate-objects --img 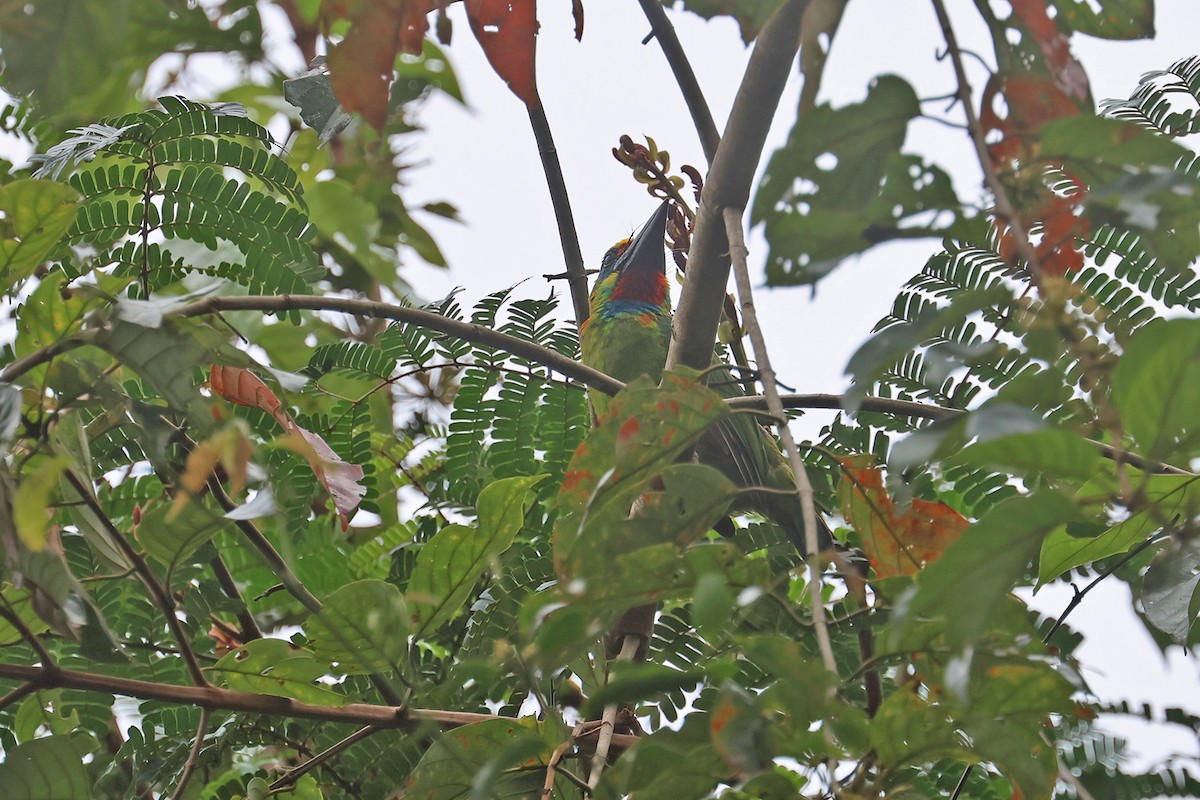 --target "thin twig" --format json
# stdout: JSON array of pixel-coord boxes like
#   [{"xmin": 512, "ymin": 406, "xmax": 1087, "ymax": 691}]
[
  {"xmin": 1056, "ymin": 752, "xmax": 1098, "ymax": 800},
  {"xmin": 208, "ymin": 553, "xmax": 263, "ymax": 642},
  {"xmin": 723, "ymin": 208, "xmax": 837, "ymax": 676},
  {"xmin": 527, "ymin": 105, "xmax": 590, "ymax": 327},
  {"xmin": 0, "ymin": 680, "xmax": 41, "ymax": 712},
  {"xmin": 1043, "ymin": 535, "xmax": 1162, "ymax": 645},
  {"xmin": 169, "ymin": 707, "xmax": 210, "ymax": 800},
  {"xmin": 930, "ymin": 0, "xmax": 1042, "ymax": 279},
  {"xmin": 0, "ymin": 597, "xmax": 58, "ymax": 672},
  {"xmin": 635, "ymin": 0, "xmax": 719, "ymax": 164},
  {"xmin": 270, "ymin": 724, "xmax": 380, "ymax": 791},
  {"xmin": 63, "ymin": 470, "xmax": 208, "ymax": 687},
  {"xmin": 543, "ymin": 724, "xmax": 584, "ymax": 798},
  {"xmin": 588, "ymin": 634, "xmax": 641, "ymax": 789},
  {"xmin": 949, "ymin": 764, "xmax": 973, "ymax": 800}
]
